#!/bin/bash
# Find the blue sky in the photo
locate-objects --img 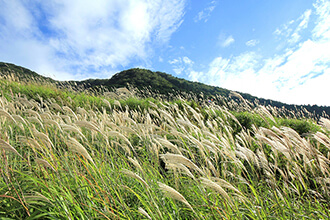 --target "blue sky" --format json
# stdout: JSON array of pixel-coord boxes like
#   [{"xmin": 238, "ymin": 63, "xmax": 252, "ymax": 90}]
[{"xmin": 0, "ymin": 0, "xmax": 329, "ymax": 106}]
